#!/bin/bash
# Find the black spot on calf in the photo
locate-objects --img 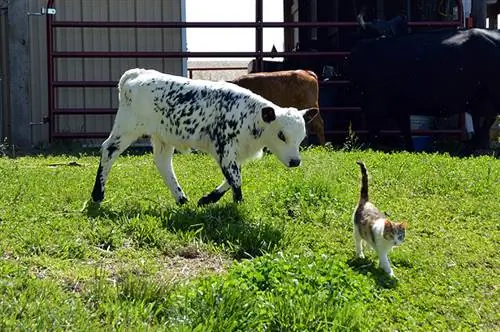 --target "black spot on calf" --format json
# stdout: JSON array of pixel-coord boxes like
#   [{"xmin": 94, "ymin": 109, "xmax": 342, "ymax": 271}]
[
  {"xmin": 107, "ymin": 140, "xmax": 120, "ymax": 158},
  {"xmin": 262, "ymin": 107, "xmax": 276, "ymax": 123}
]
